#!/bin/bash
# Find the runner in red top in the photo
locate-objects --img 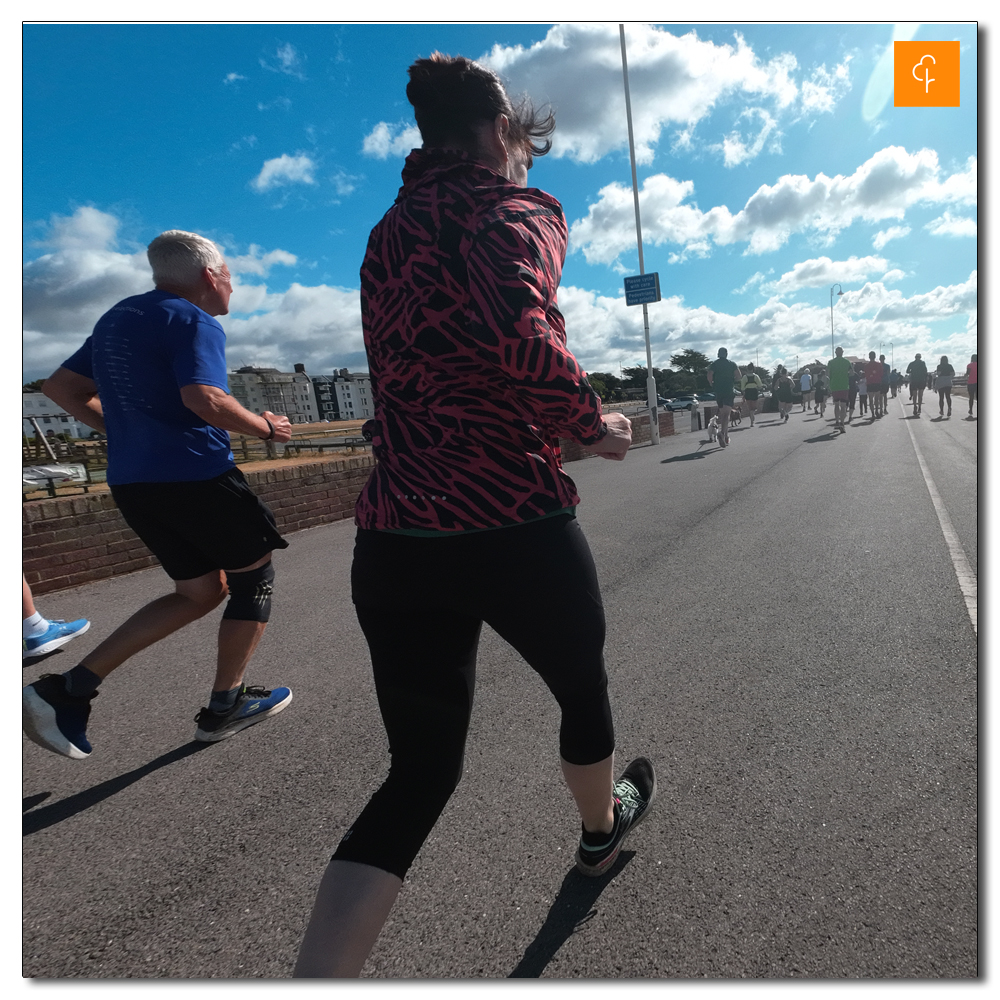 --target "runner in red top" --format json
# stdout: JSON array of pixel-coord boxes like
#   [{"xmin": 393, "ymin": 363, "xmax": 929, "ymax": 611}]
[
  {"xmin": 864, "ymin": 352, "xmax": 885, "ymax": 418},
  {"xmin": 295, "ymin": 53, "xmax": 656, "ymax": 979}
]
